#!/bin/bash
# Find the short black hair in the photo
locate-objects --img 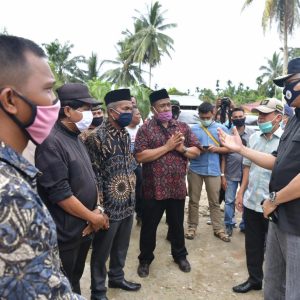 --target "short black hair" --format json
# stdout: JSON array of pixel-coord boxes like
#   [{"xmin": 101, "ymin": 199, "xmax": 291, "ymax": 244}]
[
  {"xmin": 198, "ymin": 102, "xmax": 214, "ymax": 114},
  {"xmin": 59, "ymin": 100, "xmax": 87, "ymax": 120},
  {"xmin": 0, "ymin": 35, "xmax": 46, "ymax": 88},
  {"xmin": 231, "ymin": 107, "xmax": 244, "ymax": 114}
]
